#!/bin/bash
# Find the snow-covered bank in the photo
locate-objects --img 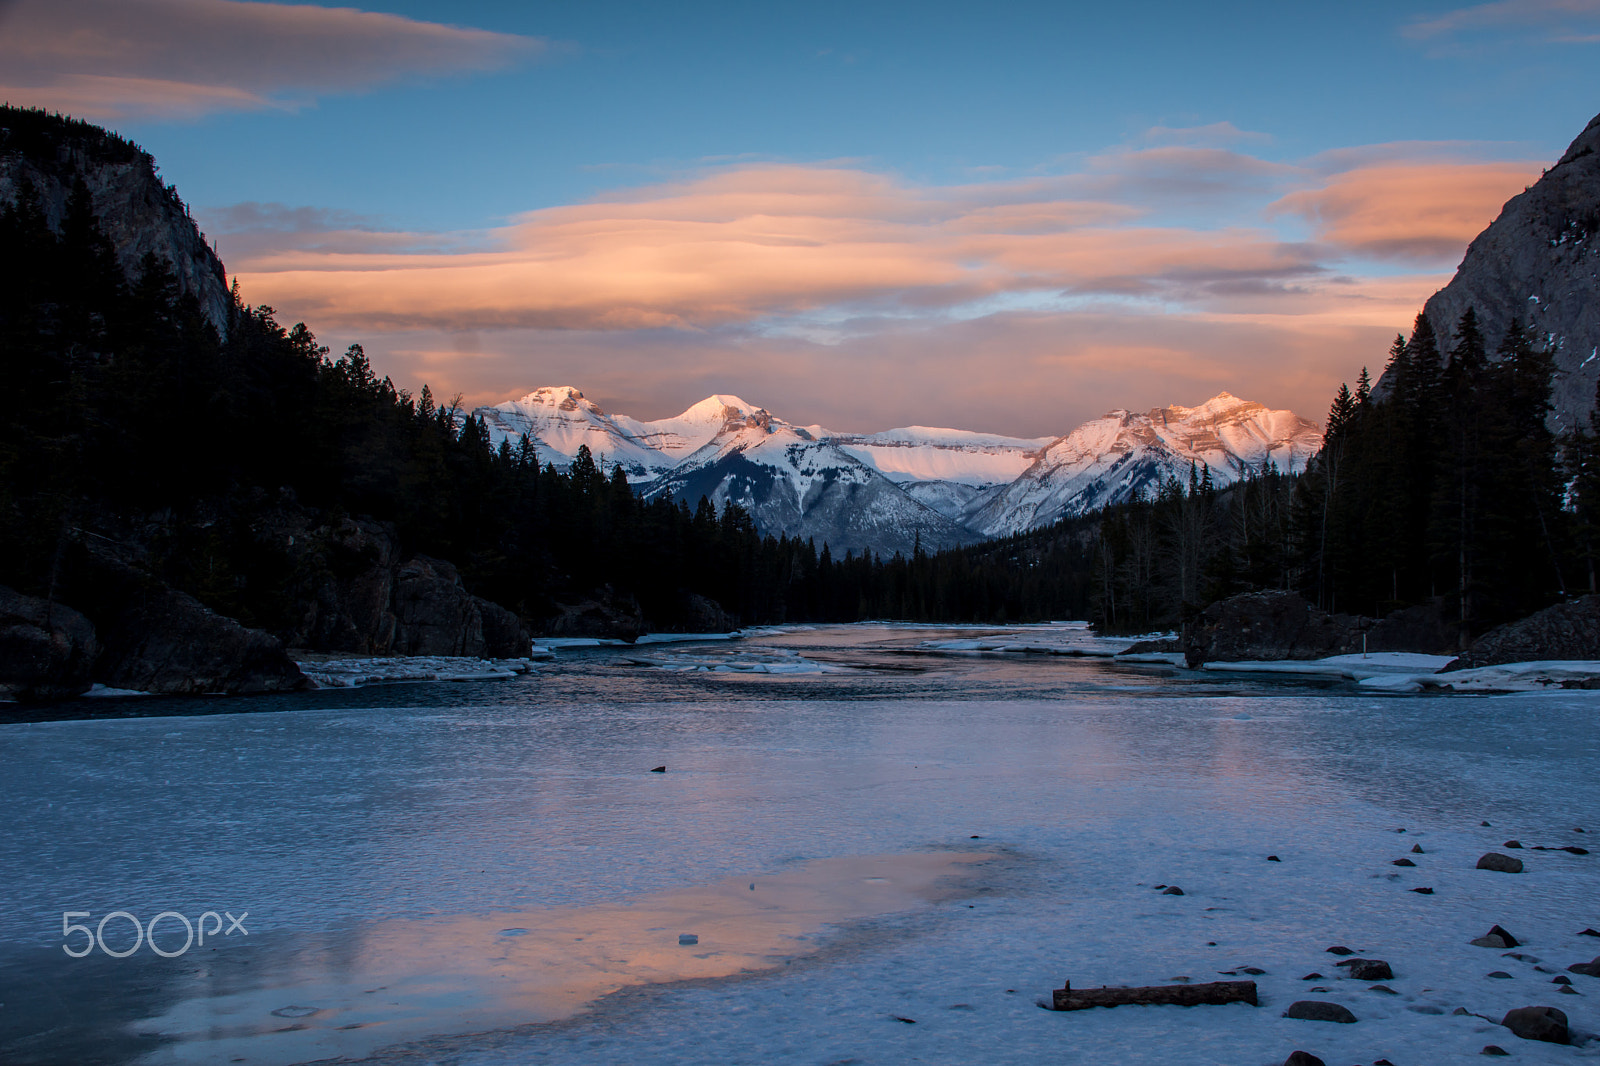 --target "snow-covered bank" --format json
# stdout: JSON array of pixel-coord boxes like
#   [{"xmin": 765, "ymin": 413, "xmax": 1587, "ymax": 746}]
[
  {"xmin": 296, "ymin": 656, "xmax": 538, "ymax": 689},
  {"xmin": 1194, "ymin": 652, "xmax": 1458, "ymax": 682},
  {"xmin": 921, "ymin": 621, "xmax": 1169, "ymax": 659},
  {"xmin": 1363, "ymin": 659, "xmax": 1600, "ymax": 693}
]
